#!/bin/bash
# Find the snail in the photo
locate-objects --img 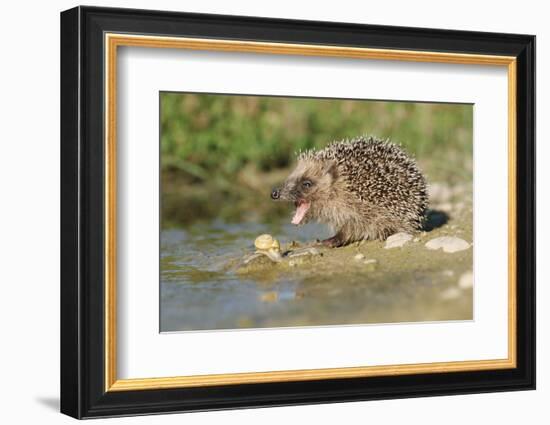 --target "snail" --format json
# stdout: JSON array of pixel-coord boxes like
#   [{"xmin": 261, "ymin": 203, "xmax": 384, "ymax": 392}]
[
  {"xmin": 254, "ymin": 234, "xmax": 283, "ymax": 262},
  {"xmin": 238, "ymin": 234, "xmax": 323, "ymax": 270}
]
